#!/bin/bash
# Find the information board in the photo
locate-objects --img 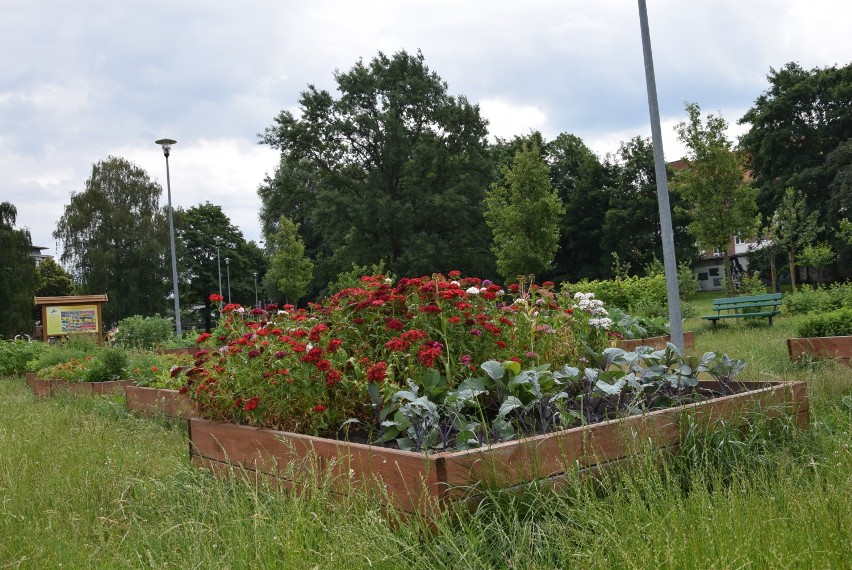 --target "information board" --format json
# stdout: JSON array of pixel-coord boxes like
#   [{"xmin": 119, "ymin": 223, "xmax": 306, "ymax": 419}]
[{"xmin": 45, "ymin": 304, "xmax": 100, "ymax": 335}]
